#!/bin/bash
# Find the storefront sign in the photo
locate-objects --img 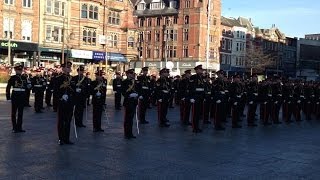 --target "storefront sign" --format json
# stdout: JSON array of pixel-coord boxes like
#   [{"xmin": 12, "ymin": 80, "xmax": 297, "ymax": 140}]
[
  {"xmin": 39, "ymin": 47, "xmax": 62, "ymax": 53},
  {"xmin": 0, "ymin": 40, "xmax": 38, "ymax": 51},
  {"xmin": 92, "ymin": 51, "xmax": 106, "ymax": 61},
  {"xmin": 179, "ymin": 62, "xmax": 196, "ymax": 68},
  {"xmin": 71, "ymin": 49, "xmax": 92, "ymax": 59}
]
